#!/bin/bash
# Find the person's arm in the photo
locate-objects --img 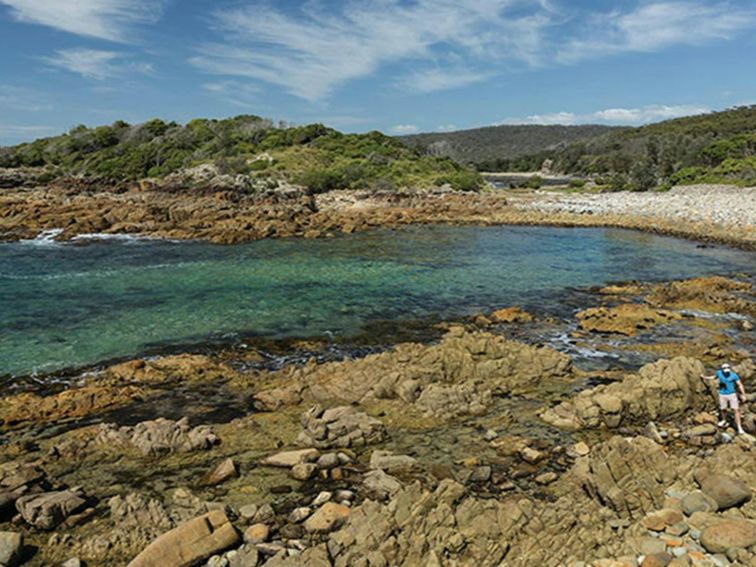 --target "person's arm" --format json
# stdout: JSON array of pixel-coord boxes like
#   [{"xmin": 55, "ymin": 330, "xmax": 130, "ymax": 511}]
[
  {"xmin": 700, "ymin": 373, "xmax": 716, "ymax": 381},
  {"xmin": 736, "ymin": 376, "xmax": 746, "ymax": 399}
]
